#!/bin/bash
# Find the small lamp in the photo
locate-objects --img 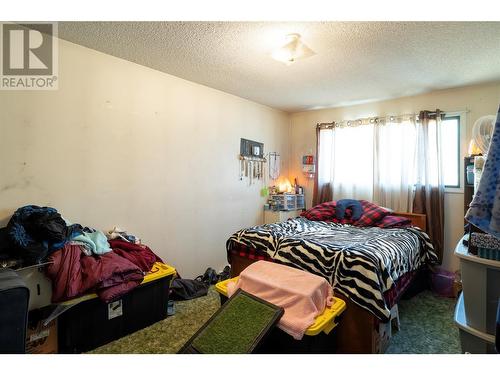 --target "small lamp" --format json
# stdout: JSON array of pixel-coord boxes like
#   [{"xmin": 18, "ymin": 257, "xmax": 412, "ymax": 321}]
[{"xmin": 276, "ymin": 176, "xmax": 292, "ymax": 193}]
